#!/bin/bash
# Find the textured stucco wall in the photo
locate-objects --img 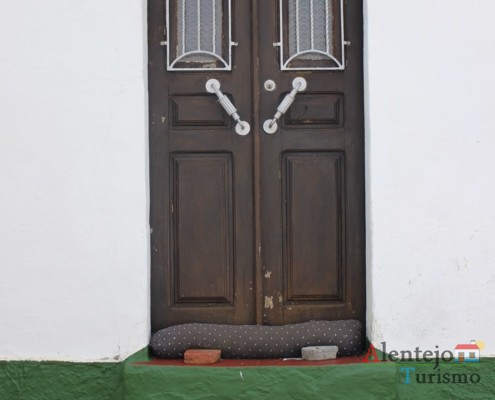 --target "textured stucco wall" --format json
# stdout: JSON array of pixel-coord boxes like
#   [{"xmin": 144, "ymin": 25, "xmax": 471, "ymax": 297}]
[
  {"xmin": 365, "ymin": 0, "xmax": 495, "ymax": 356},
  {"xmin": 0, "ymin": 0, "xmax": 149, "ymax": 361}
]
